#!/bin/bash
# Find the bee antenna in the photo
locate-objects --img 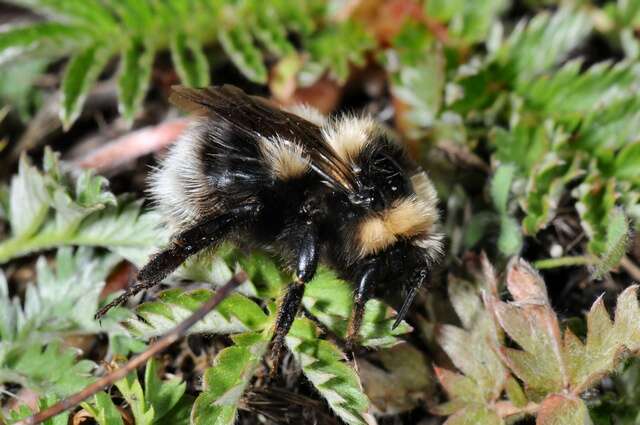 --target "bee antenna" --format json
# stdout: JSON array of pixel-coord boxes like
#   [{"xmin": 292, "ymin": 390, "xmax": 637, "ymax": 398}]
[{"xmin": 392, "ymin": 268, "xmax": 428, "ymax": 329}]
